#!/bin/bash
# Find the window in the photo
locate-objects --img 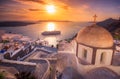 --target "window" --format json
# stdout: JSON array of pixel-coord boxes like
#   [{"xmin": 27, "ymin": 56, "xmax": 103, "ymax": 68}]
[
  {"xmin": 100, "ymin": 52, "xmax": 105, "ymax": 64},
  {"xmin": 83, "ymin": 49, "xmax": 87, "ymax": 59}
]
